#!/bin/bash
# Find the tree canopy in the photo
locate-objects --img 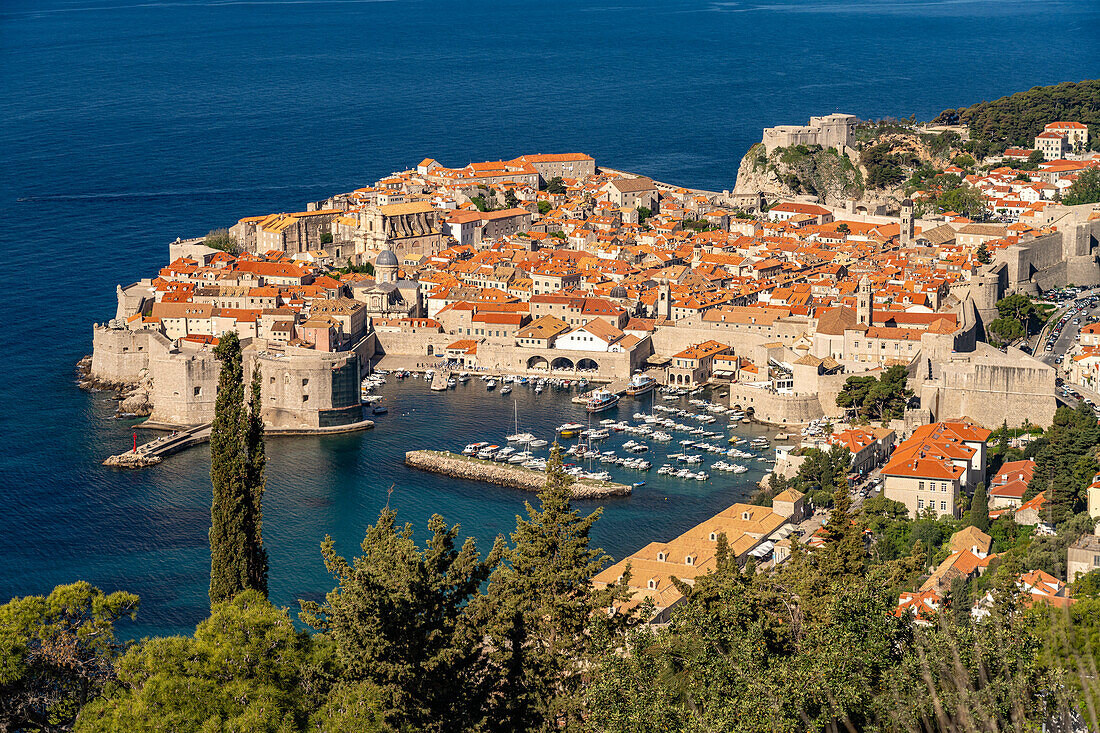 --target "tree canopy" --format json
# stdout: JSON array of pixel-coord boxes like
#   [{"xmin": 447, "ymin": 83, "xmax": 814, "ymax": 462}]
[
  {"xmin": 934, "ymin": 80, "xmax": 1100, "ymax": 154},
  {"xmin": 836, "ymin": 364, "xmax": 912, "ymax": 421}
]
